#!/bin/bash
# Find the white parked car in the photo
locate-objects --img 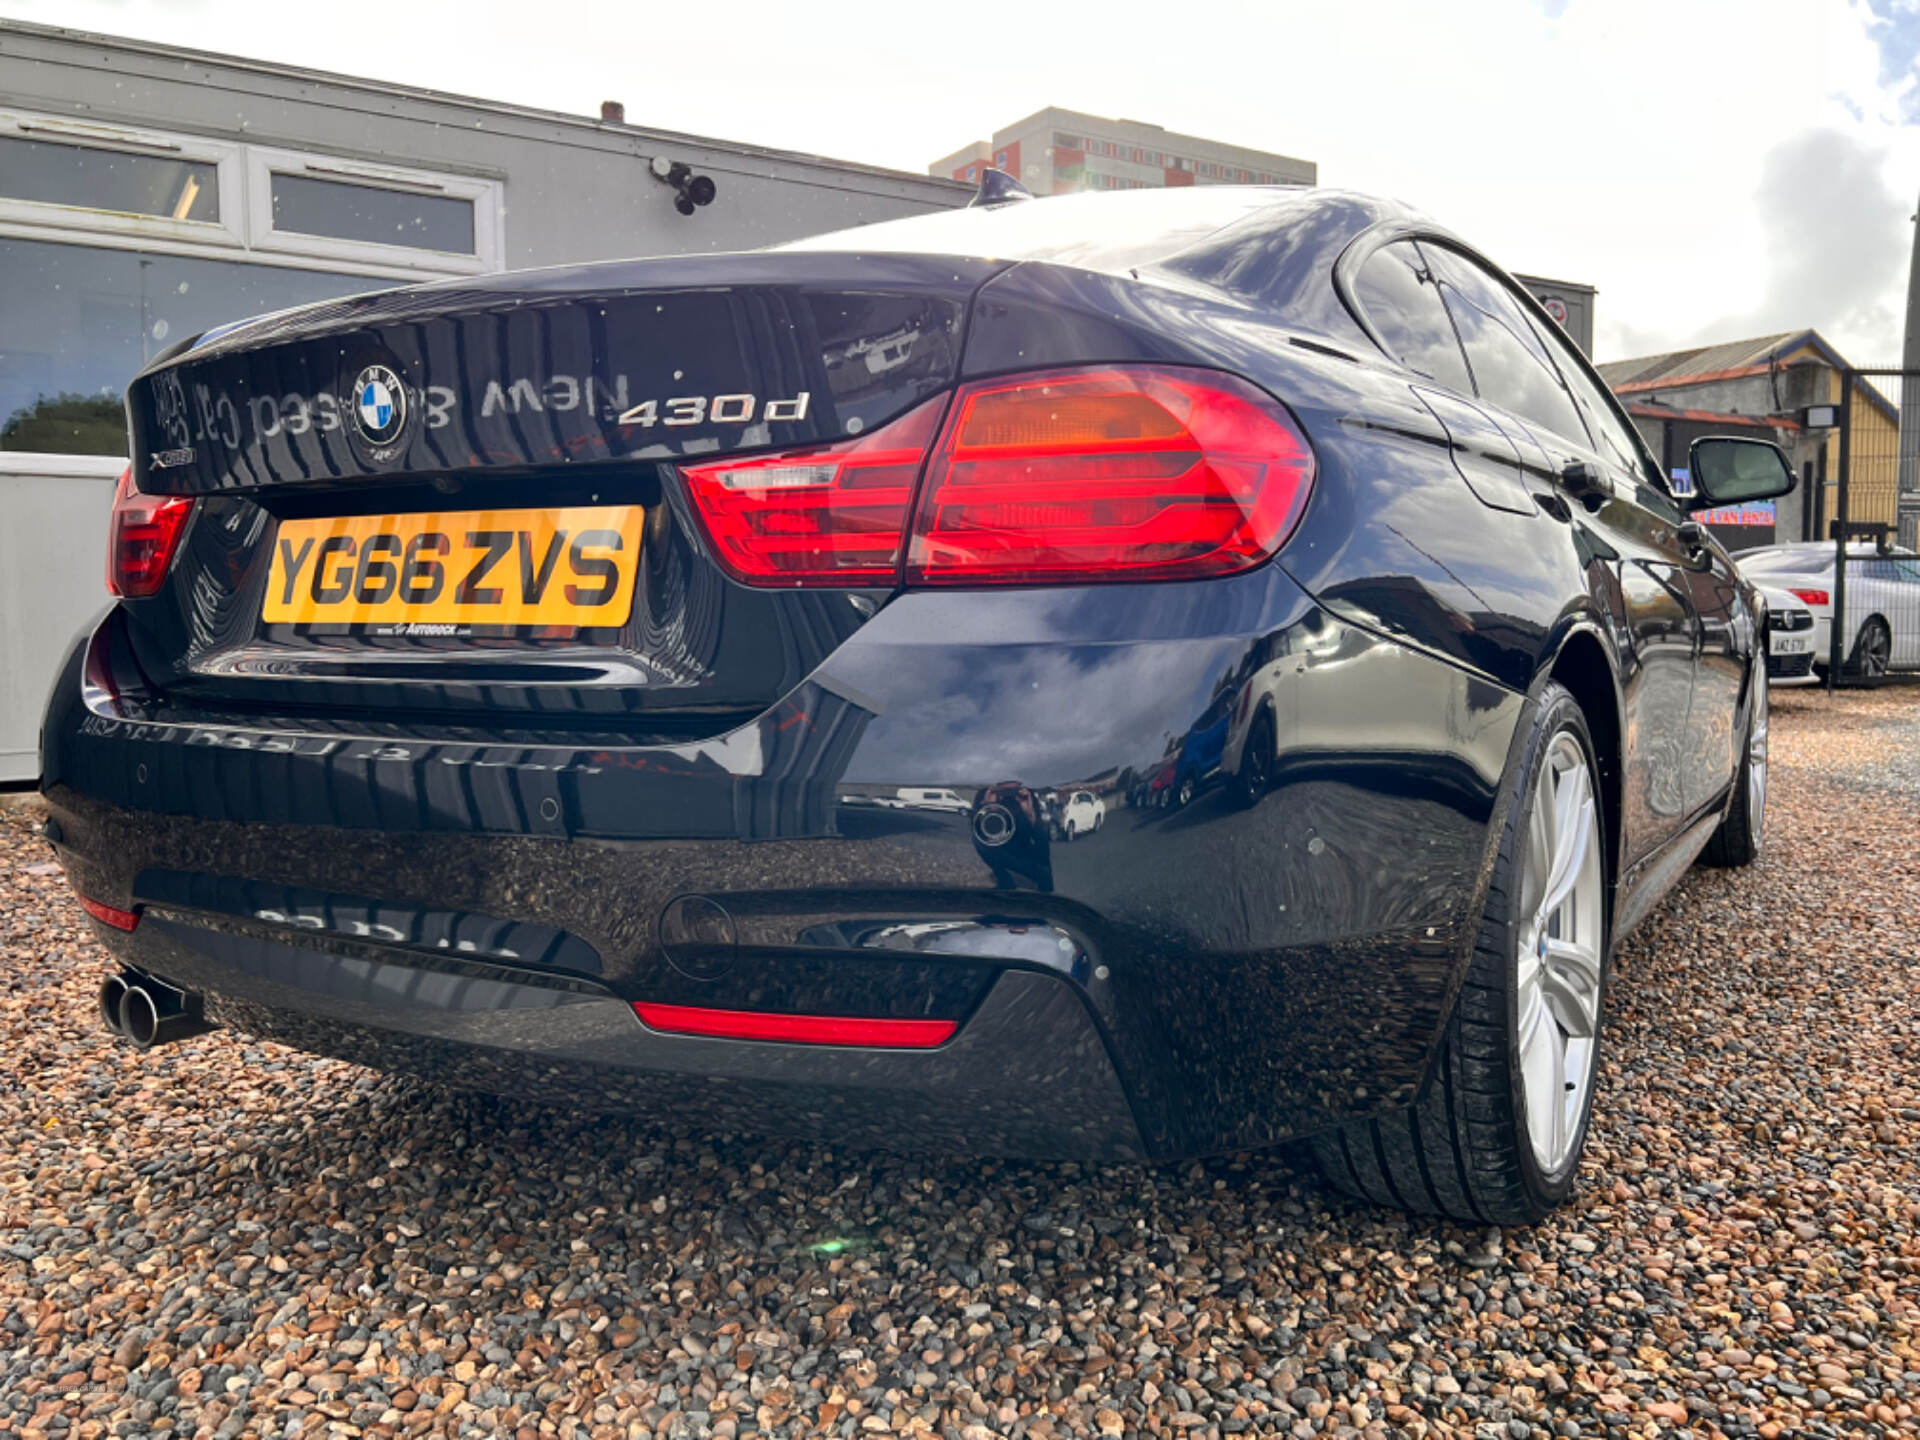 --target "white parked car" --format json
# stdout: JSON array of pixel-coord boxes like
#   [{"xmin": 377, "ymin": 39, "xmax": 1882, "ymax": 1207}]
[
  {"xmin": 1756, "ymin": 584, "xmax": 1819, "ymax": 686},
  {"xmin": 1059, "ymin": 790, "xmax": 1105, "ymax": 839},
  {"xmin": 1736, "ymin": 543, "xmax": 1920, "ymax": 680},
  {"xmin": 885, "ymin": 786, "xmax": 971, "ymax": 813}
]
